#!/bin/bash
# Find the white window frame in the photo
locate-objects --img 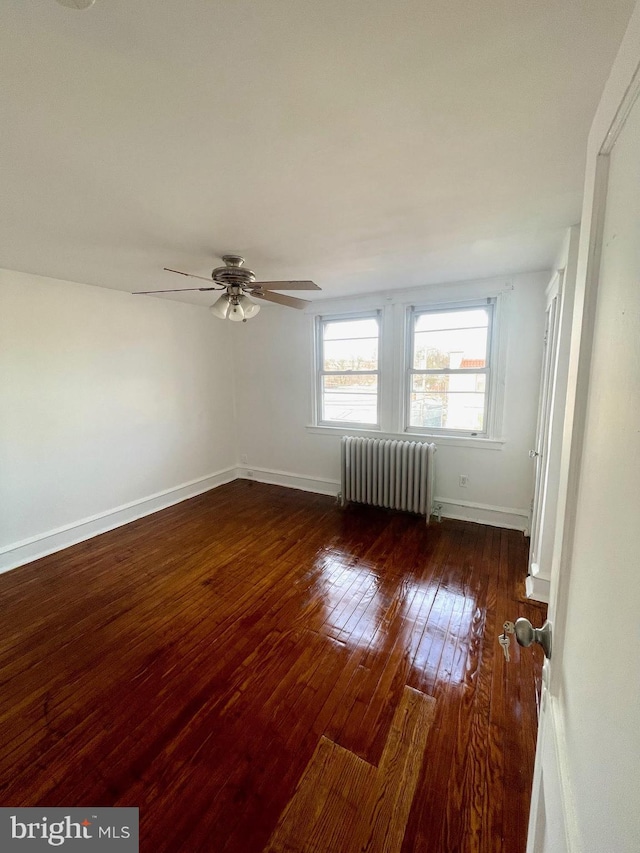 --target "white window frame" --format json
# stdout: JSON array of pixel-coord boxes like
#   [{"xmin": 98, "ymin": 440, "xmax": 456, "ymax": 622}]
[
  {"xmin": 310, "ymin": 291, "xmax": 506, "ymax": 448},
  {"xmin": 314, "ymin": 310, "xmax": 383, "ymax": 430},
  {"xmin": 404, "ymin": 298, "xmax": 497, "ymax": 438}
]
